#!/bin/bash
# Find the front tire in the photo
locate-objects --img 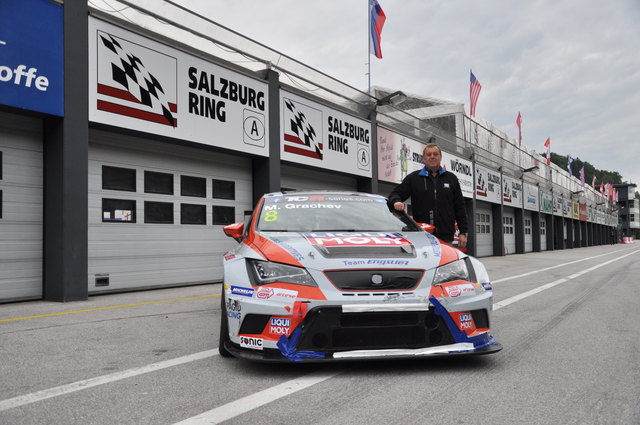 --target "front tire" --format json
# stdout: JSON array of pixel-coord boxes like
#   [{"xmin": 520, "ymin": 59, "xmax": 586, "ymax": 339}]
[{"xmin": 218, "ymin": 295, "xmax": 233, "ymax": 358}]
